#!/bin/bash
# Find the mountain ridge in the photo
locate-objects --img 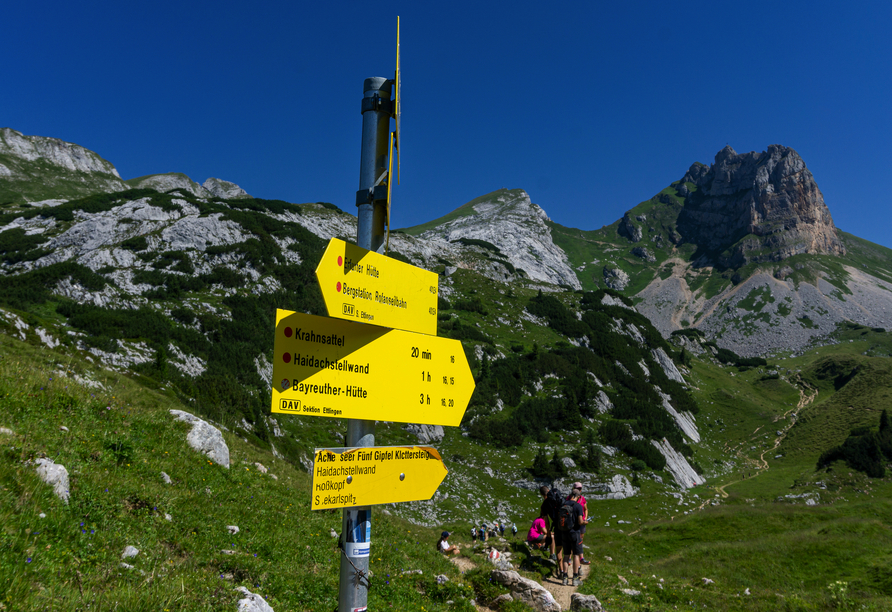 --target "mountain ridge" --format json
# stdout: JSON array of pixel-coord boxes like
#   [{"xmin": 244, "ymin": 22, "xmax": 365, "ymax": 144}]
[{"xmin": 2, "ymin": 130, "xmax": 891, "ymax": 361}]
